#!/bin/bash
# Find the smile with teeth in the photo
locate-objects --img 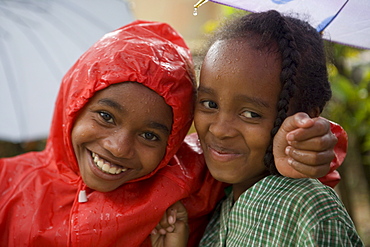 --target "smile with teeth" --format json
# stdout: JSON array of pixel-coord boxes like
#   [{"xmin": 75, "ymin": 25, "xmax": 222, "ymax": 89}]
[{"xmin": 91, "ymin": 152, "xmax": 128, "ymax": 175}]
